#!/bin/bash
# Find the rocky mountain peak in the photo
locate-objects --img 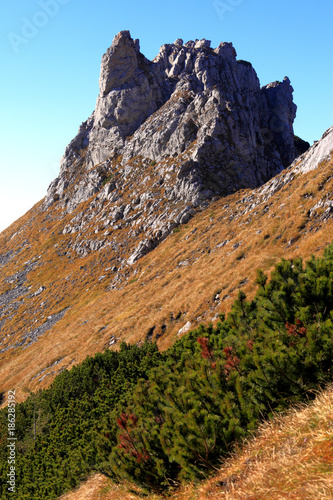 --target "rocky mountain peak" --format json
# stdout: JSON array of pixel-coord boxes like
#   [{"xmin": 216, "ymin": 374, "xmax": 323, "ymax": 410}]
[
  {"xmin": 99, "ymin": 30, "xmax": 141, "ymax": 97},
  {"xmin": 44, "ymin": 30, "xmax": 300, "ymax": 264},
  {"xmin": 0, "ymin": 26, "xmax": 331, "ymax": 406}
]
